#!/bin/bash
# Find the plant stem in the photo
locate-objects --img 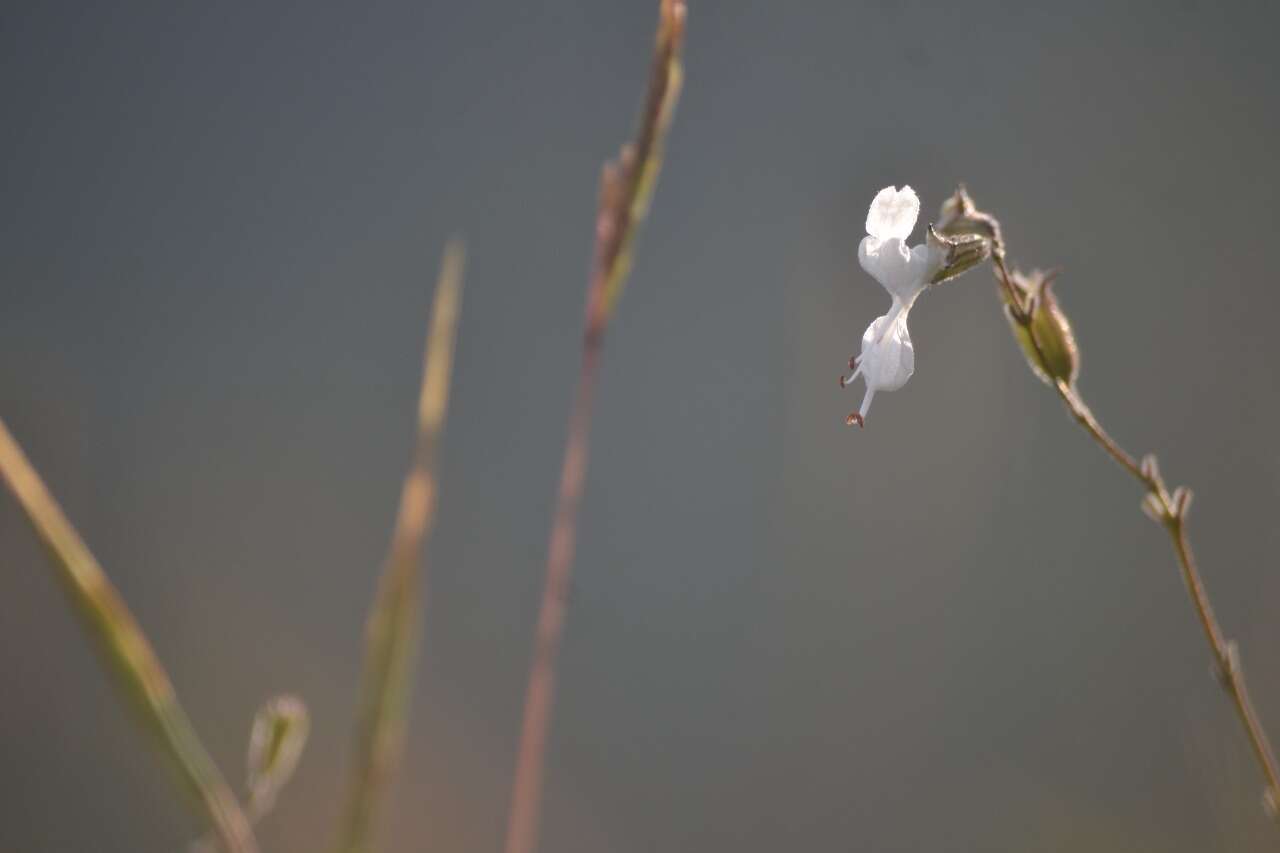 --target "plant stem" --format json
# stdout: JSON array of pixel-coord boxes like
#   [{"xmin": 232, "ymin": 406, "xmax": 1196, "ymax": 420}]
[
  {"xmin": 334, "ymin": 240, "xmax": 465, "ymax": 853},
  {"xmin": 992, "ymin": 258, "xmax": 1280, "ymax": 819},
  {"xmin": 0, "ymin": 417, "xmax": 259, "ymax": 853},
  {"xmin": 1054, "ymin": 380, "xmax": 1142, "ymax": 480},
  {"xmin": 503, "ymin": 336, "xmax": 600, "ymax": 853},
  {"xmin": 1054, "ymin": 379, "xmax": 1280, "ymax": 809},
  {"xmin": 502, "ymin": 5, "xmax": 685, "ymax": 853}
]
